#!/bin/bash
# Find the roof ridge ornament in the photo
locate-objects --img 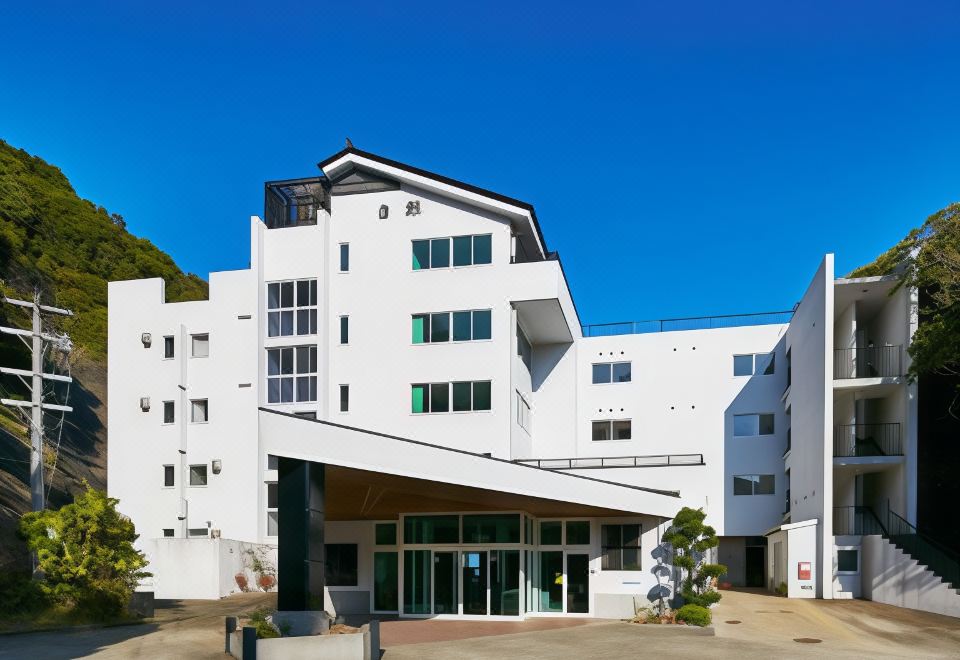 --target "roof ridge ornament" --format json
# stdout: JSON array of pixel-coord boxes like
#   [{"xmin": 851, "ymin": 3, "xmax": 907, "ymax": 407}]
[{"xmin": 345, "ymin": 137, "xmax": 354, "ymax": 149}]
